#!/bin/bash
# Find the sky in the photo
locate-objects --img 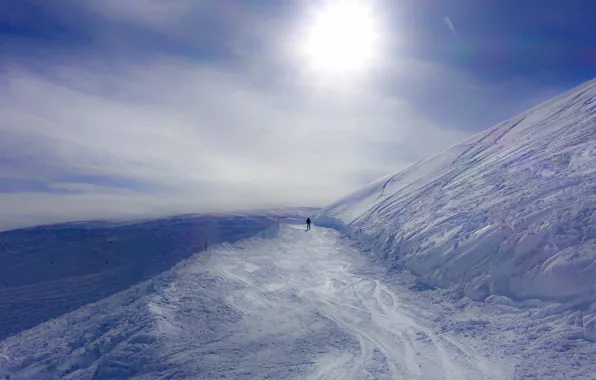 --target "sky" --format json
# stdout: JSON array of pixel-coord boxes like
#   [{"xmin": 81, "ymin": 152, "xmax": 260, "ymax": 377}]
[{"xmin": 0, "ymin": 0, "xmax": 594, "ymax": 229}]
